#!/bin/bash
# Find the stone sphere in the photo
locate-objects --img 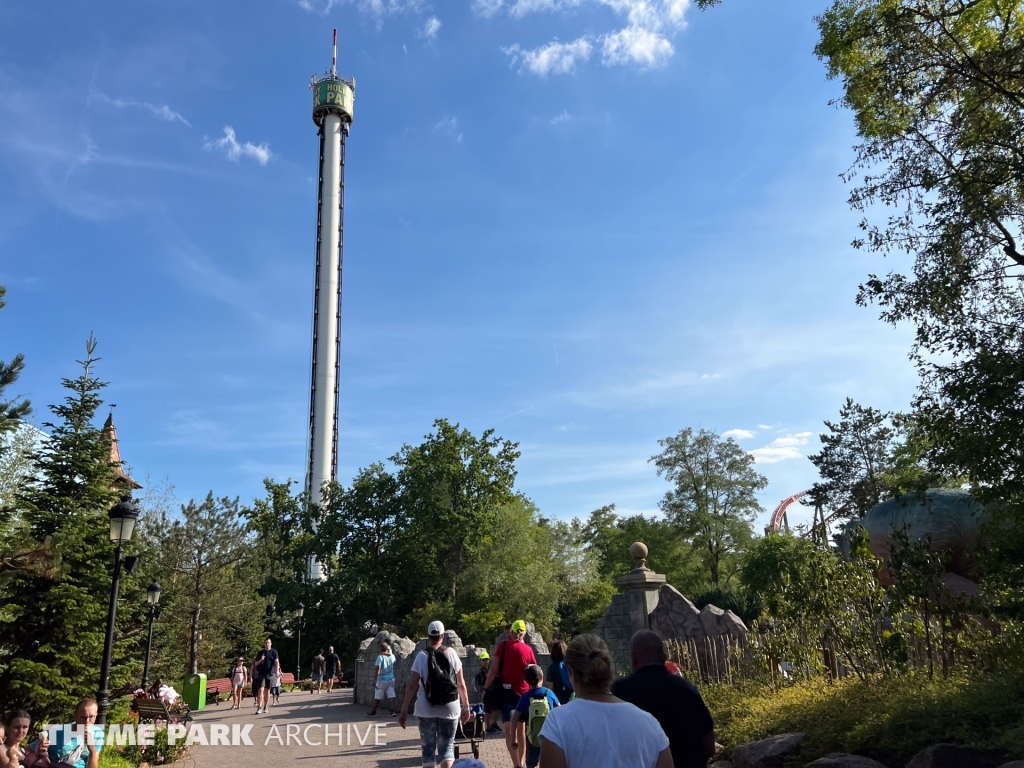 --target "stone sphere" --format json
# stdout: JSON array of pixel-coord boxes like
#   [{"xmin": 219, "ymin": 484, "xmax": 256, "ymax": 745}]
[{"xmin": 629, "ymin": 542, "xmax": 648, "ymax": 561}]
